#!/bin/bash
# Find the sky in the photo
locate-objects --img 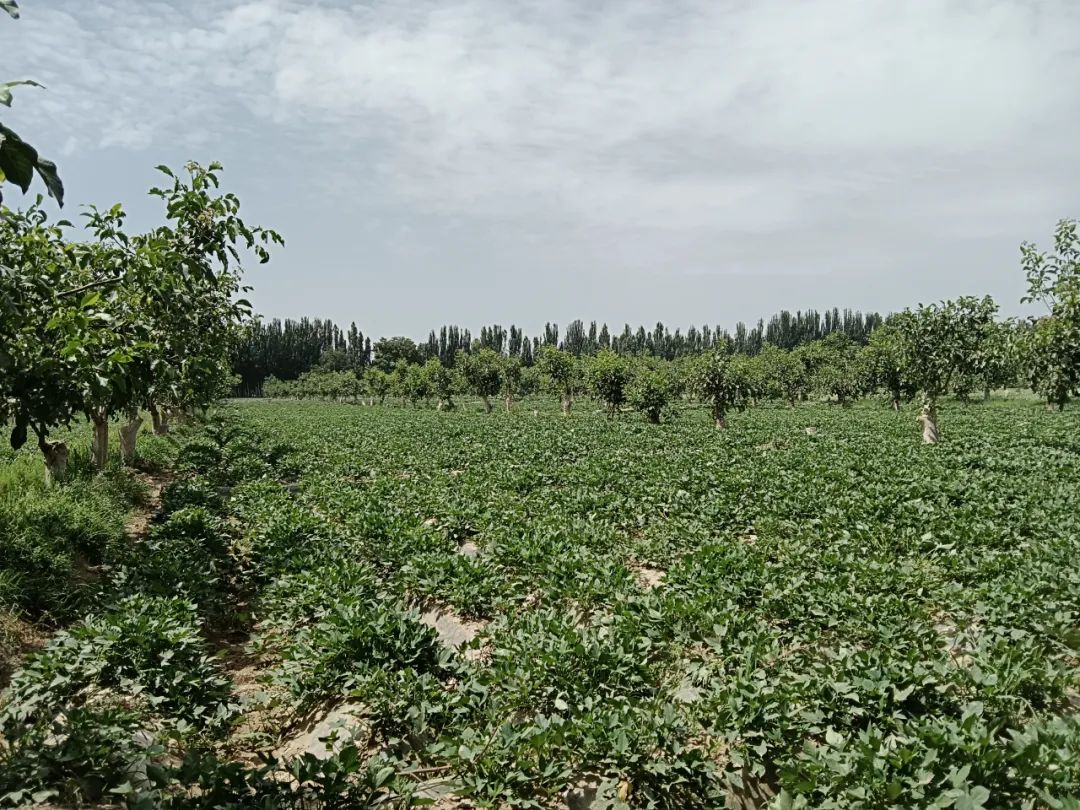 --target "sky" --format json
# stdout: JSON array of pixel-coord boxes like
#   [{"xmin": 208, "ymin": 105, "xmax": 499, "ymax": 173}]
[{"xmin": 2, "ymin": 0, "xmax": 1078, "ymax": 340}]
